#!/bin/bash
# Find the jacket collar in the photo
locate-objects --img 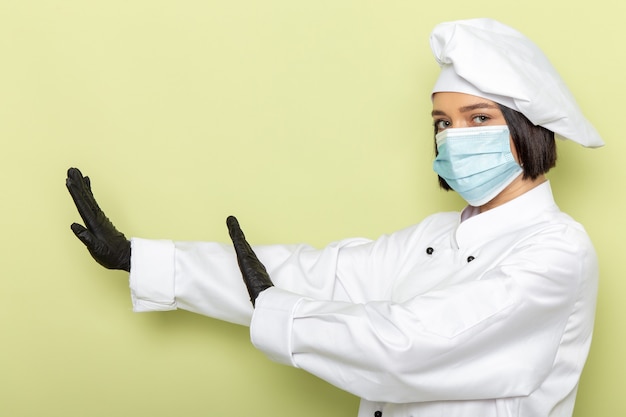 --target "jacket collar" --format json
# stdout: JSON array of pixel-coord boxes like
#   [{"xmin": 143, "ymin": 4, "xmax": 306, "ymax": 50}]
[{"xmin": 454, "ymin": 181, "xmax": 559, "ymax": 248}]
